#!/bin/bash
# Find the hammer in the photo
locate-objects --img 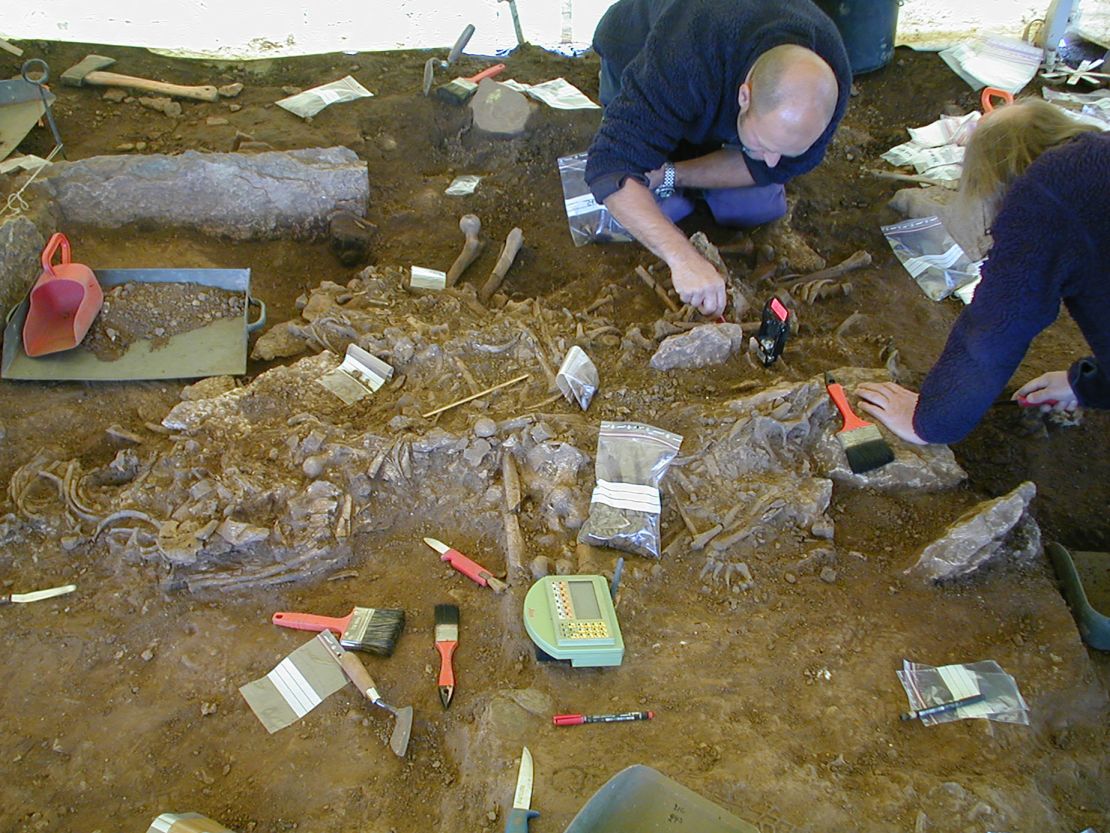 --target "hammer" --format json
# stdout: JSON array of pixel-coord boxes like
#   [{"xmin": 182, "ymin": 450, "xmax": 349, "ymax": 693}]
[{"xmin": 61, "ymin": 55, "xmax": 220, "ymax": 102}]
